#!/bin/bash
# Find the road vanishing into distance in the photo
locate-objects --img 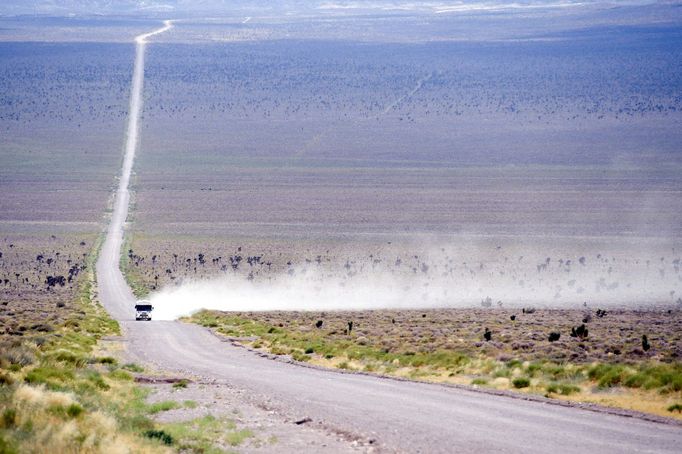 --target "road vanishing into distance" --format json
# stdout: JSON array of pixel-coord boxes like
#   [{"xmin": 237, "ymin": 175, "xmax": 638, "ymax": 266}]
[{"xmin": 95, "ymin": 22, "xmax": 682, "ymax": 453}]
